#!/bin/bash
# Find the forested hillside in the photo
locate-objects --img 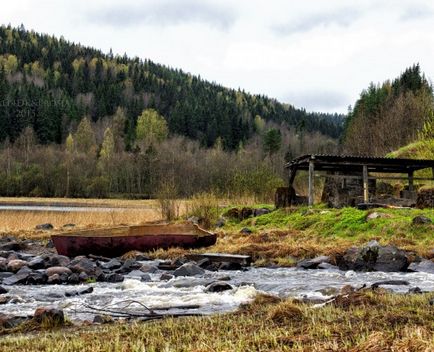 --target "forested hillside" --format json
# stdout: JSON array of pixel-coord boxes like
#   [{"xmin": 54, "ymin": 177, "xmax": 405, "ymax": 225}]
[
  {"xmin": 343, "ymin": 64, "xmax": 434, "ymax": 155},
  {"xmin": 0, "ymin": 25, "xmax": 343, "ymax": 150}
]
